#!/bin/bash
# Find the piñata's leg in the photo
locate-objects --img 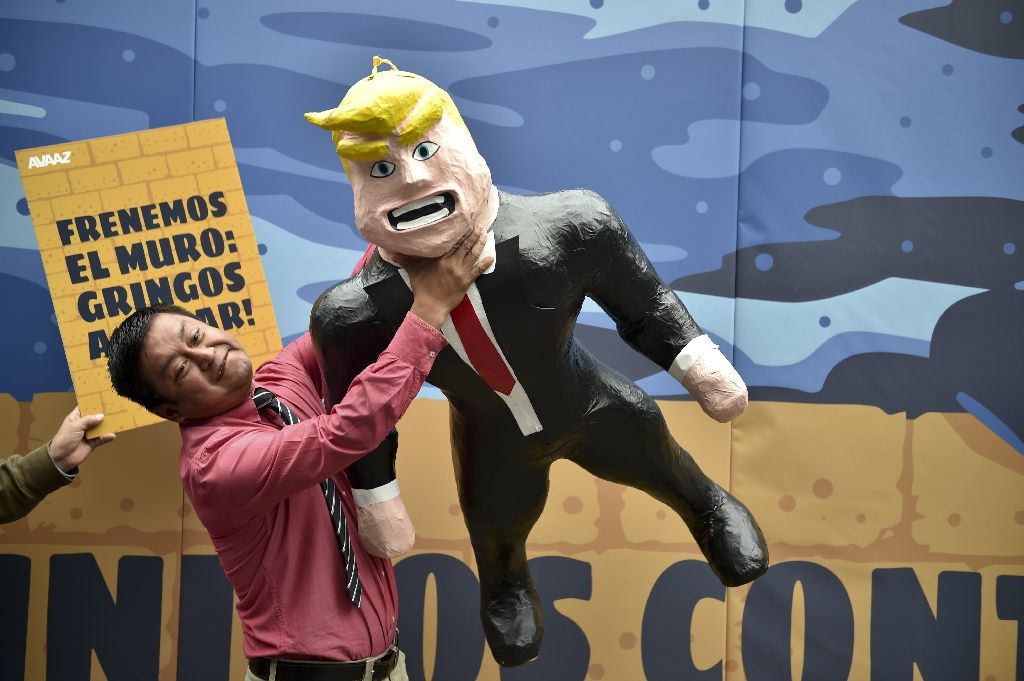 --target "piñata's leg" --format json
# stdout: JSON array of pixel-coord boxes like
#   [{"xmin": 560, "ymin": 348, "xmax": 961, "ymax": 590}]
[
  {"xmin": 453, "ymin": 436, "xmax": 550, "ymax": 667},
  {"xmin": 571, "ymin": 379, "xmax": 768, "ymax": 586}
]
